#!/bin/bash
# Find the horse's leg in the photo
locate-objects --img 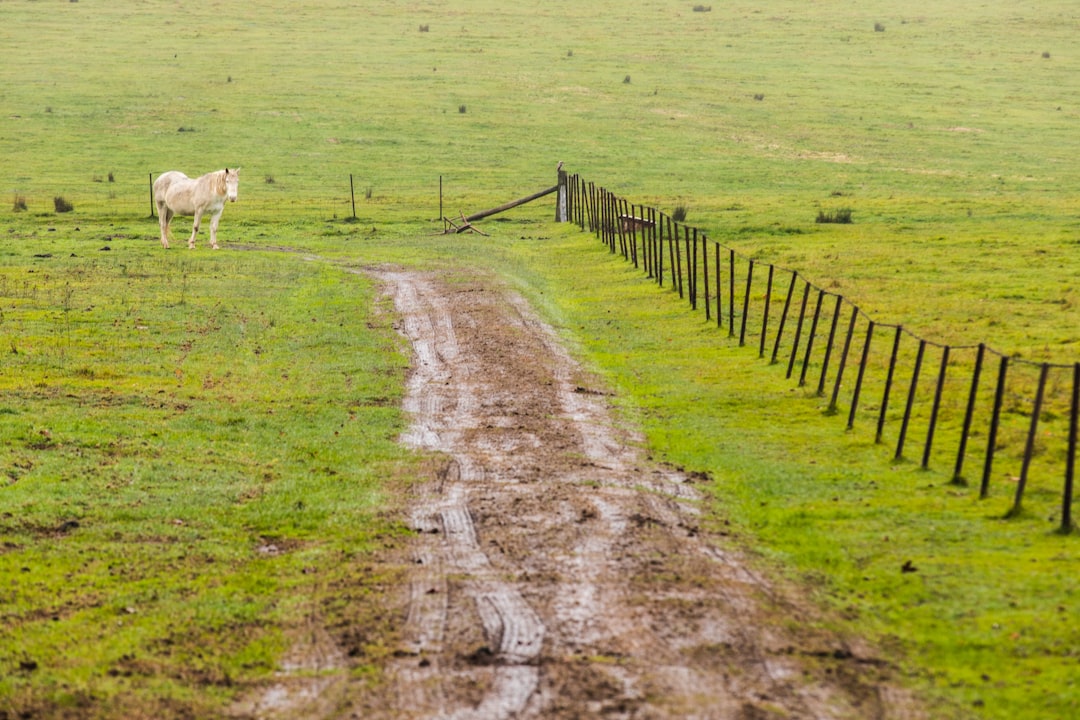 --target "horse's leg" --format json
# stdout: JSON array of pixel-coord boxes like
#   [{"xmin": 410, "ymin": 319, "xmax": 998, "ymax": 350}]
[
  {"xmin": 209, "ymin": 209, "xmax": 223, "ymax": 249},
  {"xmin": 158, "ymin": 206, "xmax": 171, "ymax": 248},
  {"xmin": 188, "ymin": 210, "xmax": 202, "ymax": 249}
]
